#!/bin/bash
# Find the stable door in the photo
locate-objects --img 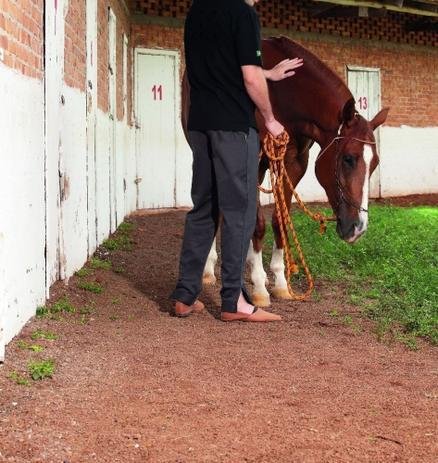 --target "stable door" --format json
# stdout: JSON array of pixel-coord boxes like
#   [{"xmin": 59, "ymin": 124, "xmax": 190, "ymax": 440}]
[
  {"xmin": 135, "ymin": 50, "xmax": 178, "ymax": 209},
  {"xmin": 347, "ymin": 66, "xmax": 382, "ymax": 198}
]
